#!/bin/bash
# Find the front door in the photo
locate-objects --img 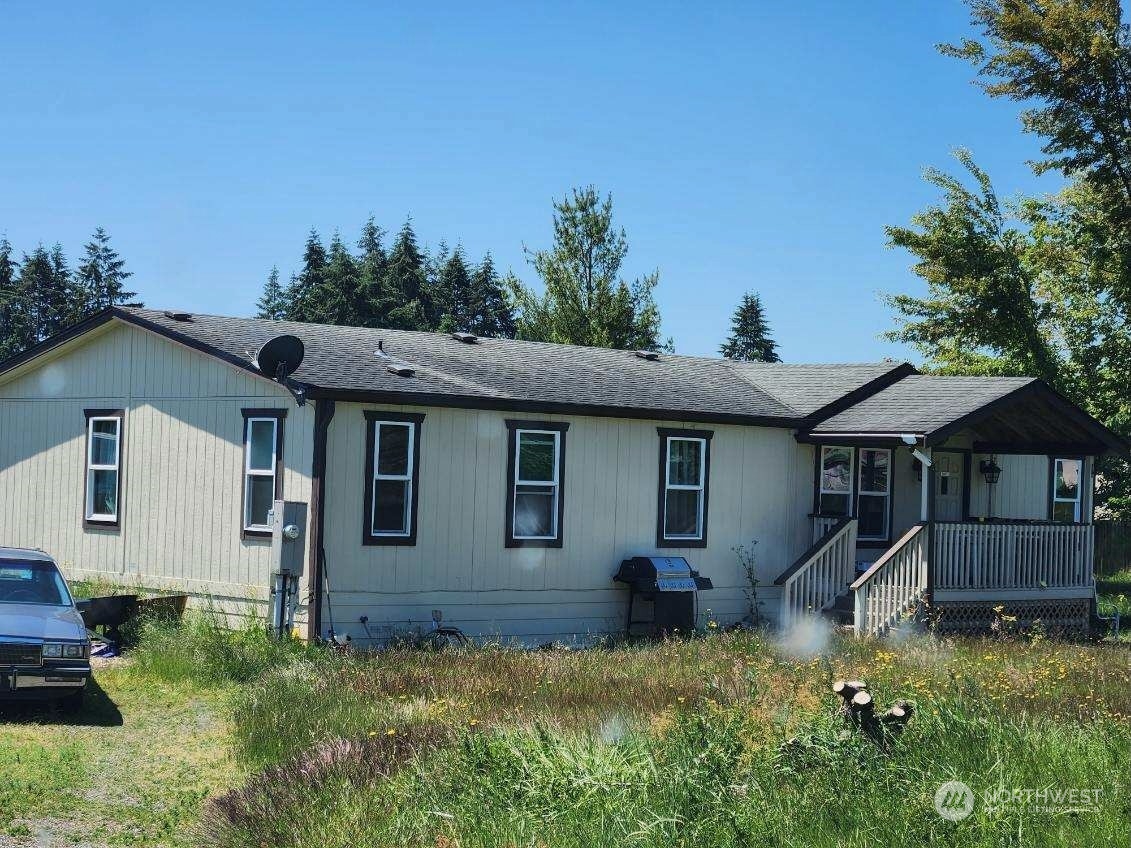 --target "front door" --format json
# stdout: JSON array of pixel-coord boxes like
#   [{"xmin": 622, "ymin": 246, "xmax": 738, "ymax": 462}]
[{"xmin": 934, "ymin": 452, "xmax": 965, "ymax": 521}]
